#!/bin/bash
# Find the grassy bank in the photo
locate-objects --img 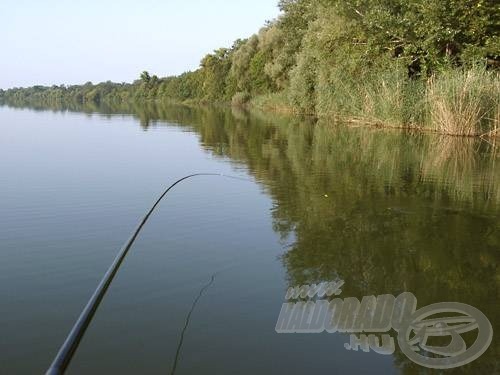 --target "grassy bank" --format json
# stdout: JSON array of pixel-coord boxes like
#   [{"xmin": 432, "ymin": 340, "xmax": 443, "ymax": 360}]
[{"xmin": 248, "ymin": 64, "xmax": 499, "ymax": 137}]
